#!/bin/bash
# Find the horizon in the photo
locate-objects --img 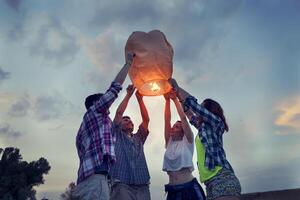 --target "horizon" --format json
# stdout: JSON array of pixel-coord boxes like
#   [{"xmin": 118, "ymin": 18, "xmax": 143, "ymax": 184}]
[{"xmin": 1, "ymin": 0, "xmax": 300, "ymax": 199}]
